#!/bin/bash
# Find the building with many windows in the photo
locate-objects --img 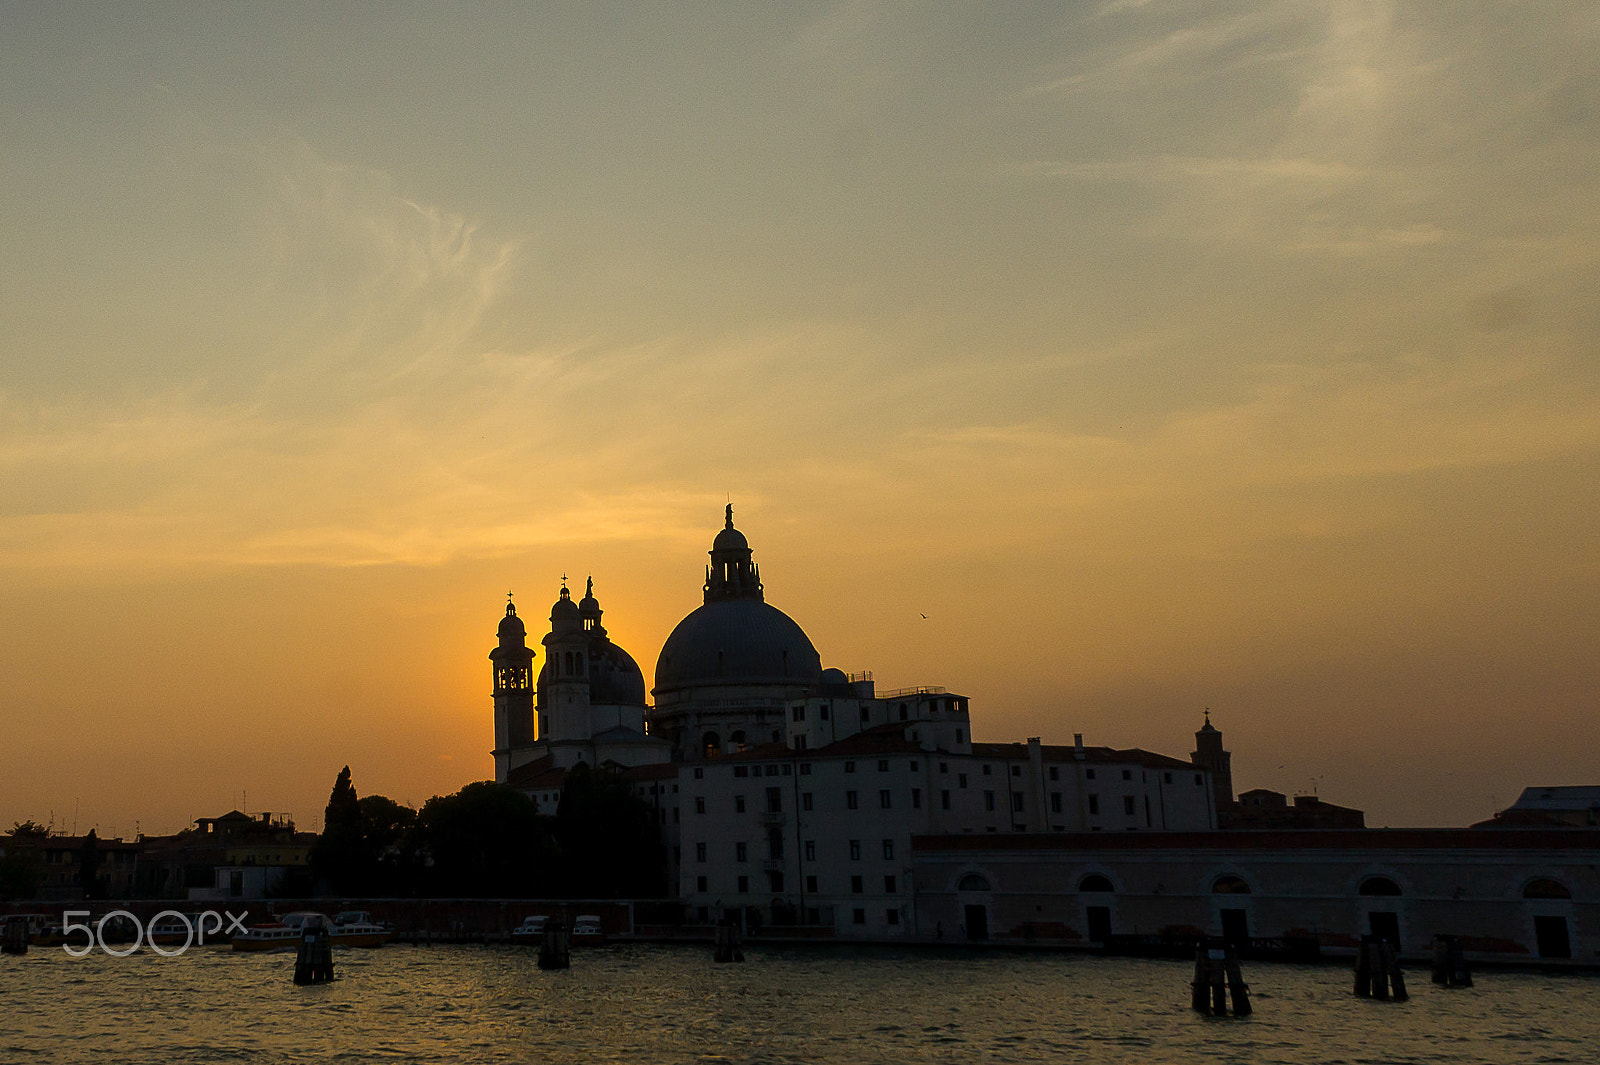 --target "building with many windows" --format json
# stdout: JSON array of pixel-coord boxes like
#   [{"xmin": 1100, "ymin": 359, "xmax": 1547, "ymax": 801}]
[{"xmin": 494, "ymin": 509, "xmax": 1217, "ymax": 937}]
